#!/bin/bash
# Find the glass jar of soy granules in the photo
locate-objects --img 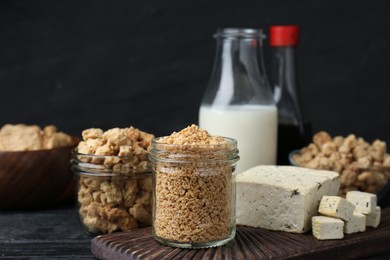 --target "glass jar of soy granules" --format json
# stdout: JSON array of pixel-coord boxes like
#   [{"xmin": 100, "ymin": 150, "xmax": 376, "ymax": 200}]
[{"xmin": 150, "ymin": 124, "xmax": 239, "ymax": 248}]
